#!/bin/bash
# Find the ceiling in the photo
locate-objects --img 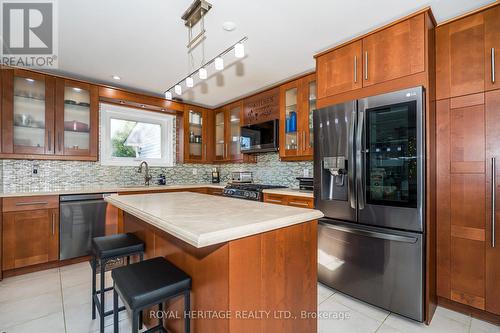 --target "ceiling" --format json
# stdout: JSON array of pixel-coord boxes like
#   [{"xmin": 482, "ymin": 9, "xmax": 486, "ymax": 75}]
[{"xmin": 53, "ymin": 0, "xmax": 495, "ymax": 108}]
